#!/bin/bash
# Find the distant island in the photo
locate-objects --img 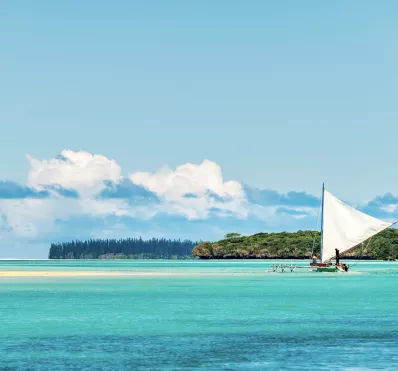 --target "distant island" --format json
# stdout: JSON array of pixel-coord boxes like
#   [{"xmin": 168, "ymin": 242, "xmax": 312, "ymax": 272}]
[
  {"xmin": 49, "ymin": 229, "xmax": 398, "ymax": 260},
  {"xmin": 49, "ymin": 238, "xmax": 197, "ymax": 259},
  {"xmin": 192, "ymin": 230, "xmax": 398, "ymax": 260}
]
